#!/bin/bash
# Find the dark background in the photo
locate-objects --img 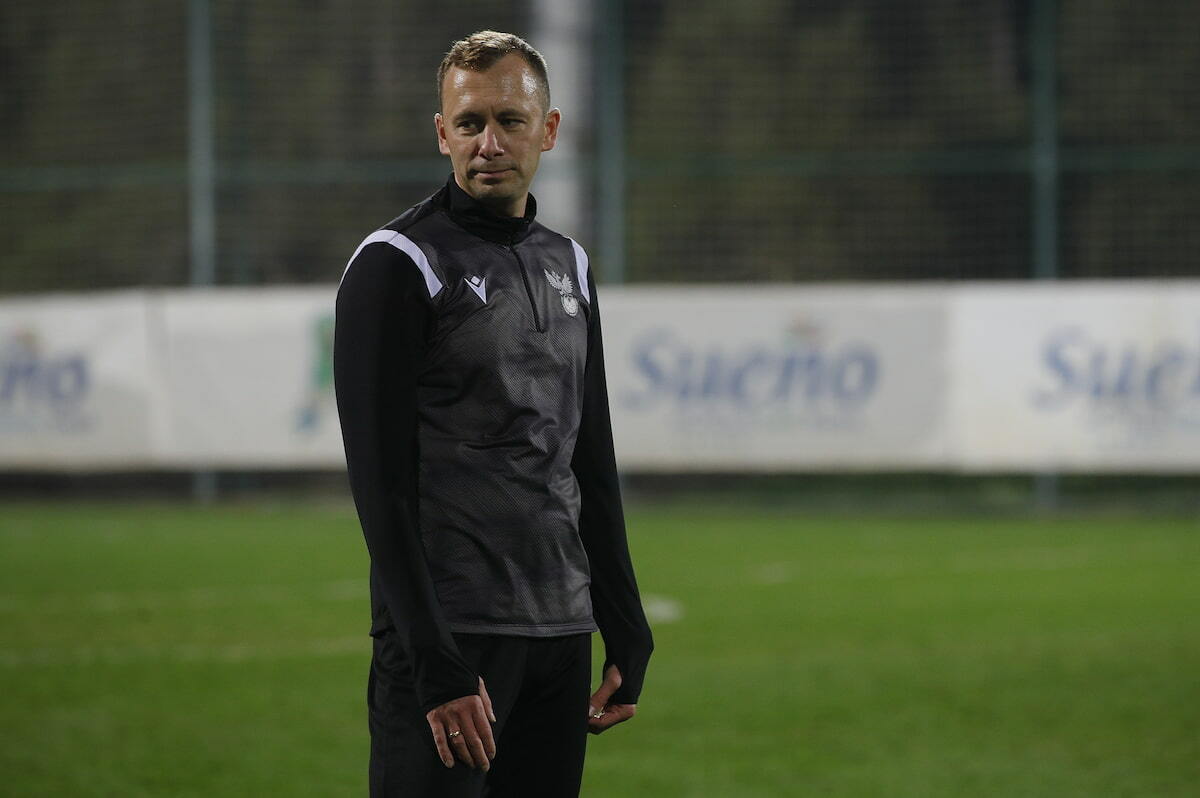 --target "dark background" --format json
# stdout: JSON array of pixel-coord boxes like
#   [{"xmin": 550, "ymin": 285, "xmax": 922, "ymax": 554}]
[{"xmin": 3, "ymin": 0, "xmax": 1198, "ymax": 293}]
